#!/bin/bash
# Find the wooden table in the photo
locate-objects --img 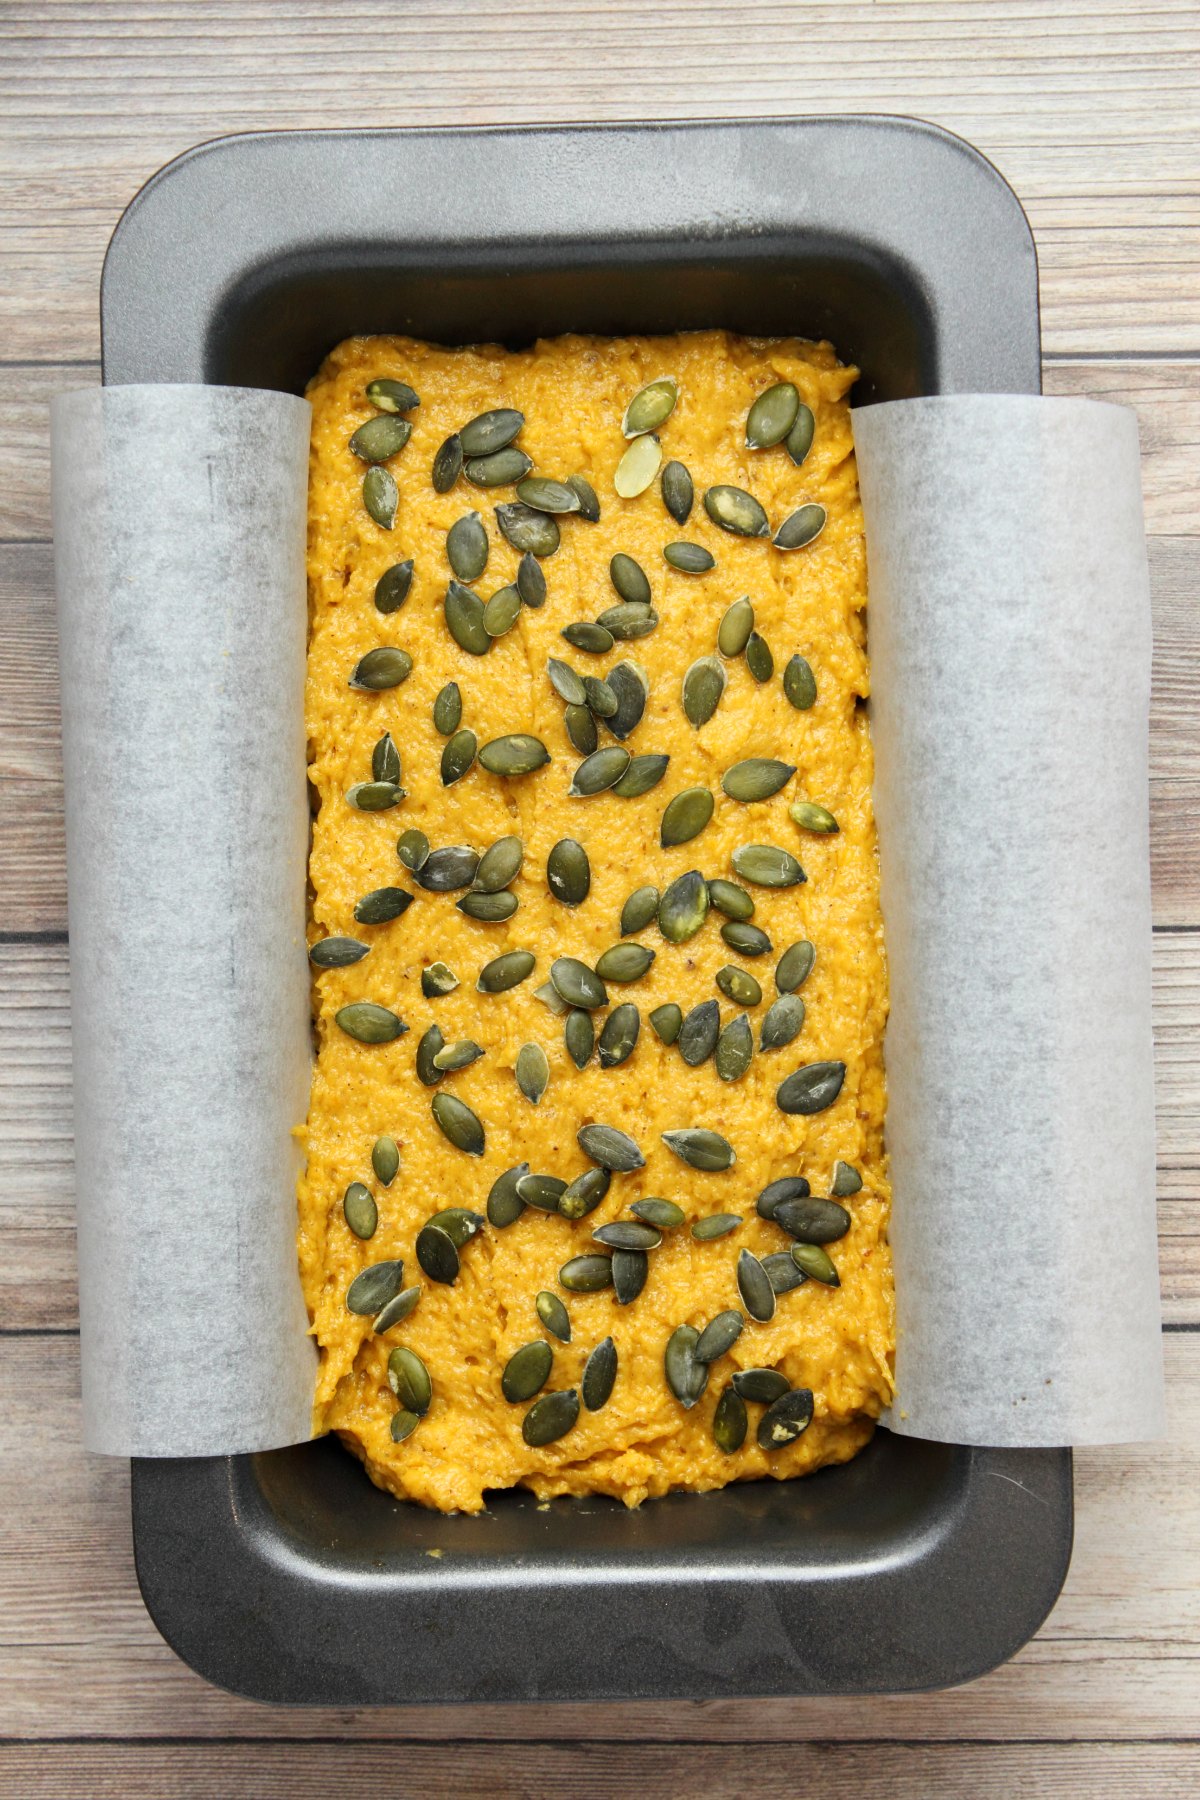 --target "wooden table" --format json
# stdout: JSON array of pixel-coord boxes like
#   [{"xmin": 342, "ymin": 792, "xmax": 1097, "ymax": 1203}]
[{"xmin": 2, "ymin": 4, "xmax": 1196, "ymax": 1794}]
